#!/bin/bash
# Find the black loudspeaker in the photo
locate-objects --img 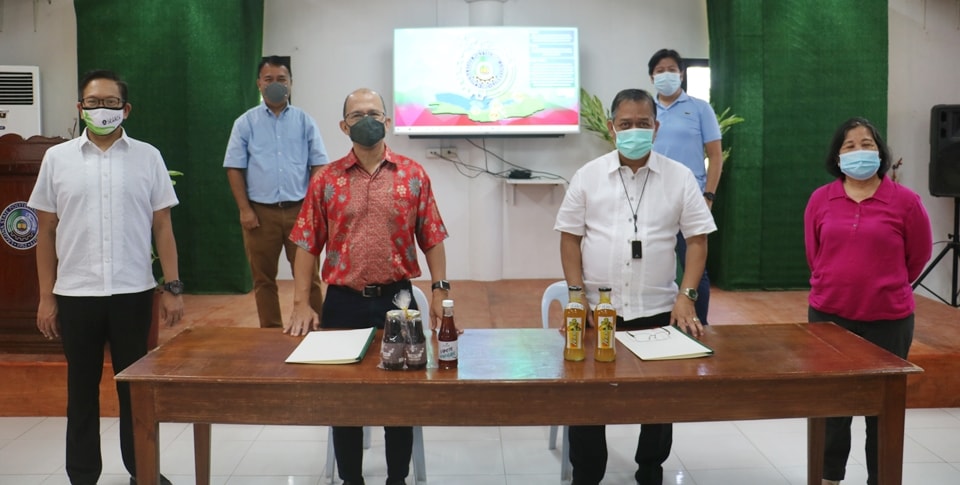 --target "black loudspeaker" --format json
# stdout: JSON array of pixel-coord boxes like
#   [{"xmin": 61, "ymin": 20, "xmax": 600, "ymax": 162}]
[{"xmin": 930, "ymin": 105, "xmax": 960, "ymax": 197}]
